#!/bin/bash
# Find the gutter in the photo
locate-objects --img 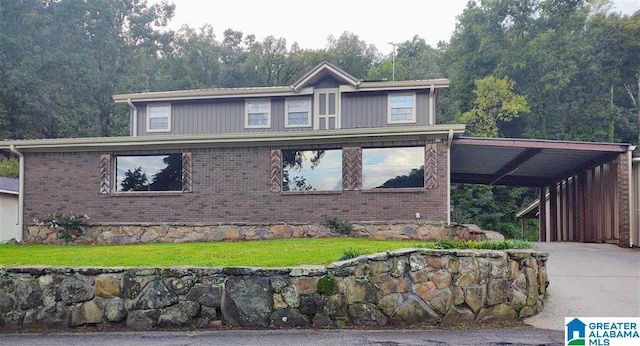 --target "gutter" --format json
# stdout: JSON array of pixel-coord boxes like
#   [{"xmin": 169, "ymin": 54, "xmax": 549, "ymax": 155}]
[
  {"xmin": 8, "ymin": 145, "xmax": 24, "ymax": 242},
  {"xmin": 127, "ymin": 99, "xmax": 138, "ymax": 137},
  {"xmin": 0, "ymin": 125, "xmax": 467, "ymax": 152}
]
